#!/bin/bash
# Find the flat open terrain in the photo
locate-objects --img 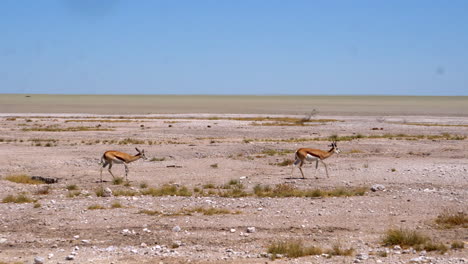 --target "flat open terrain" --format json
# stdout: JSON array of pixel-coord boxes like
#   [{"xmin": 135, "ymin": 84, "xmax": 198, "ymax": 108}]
[{"xmin": 0, "ymin": 95, "xmax": 467, "ymax": 263}]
